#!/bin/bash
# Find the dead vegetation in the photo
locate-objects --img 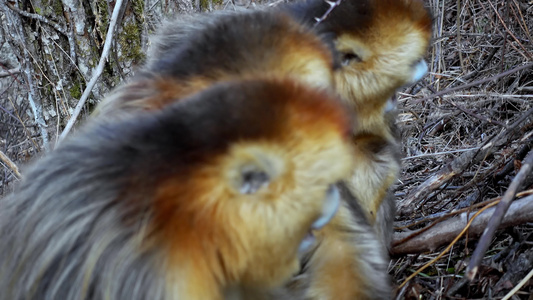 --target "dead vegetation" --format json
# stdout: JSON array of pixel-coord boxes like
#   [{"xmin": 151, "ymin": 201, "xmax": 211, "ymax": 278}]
[
  {"xmin": 0, "ymin": 0, "xmax": 532, "ymax": 298},
  {"xmin": 391, "ymin": 0, "xmax": 533, "ymax": 298}
]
